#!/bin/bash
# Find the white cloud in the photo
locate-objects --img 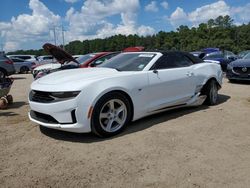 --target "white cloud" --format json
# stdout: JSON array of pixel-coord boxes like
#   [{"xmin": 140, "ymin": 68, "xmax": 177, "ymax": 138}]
[
  {"xmin": 1, "ymin": 0, "xmax": 155, "ymax": 52},
  {"xmin": 65, "ymin": 0, "xmax": 155, "ymax": 41},
  {"xmin": 65, "ymin": 0, "xmax": 79, "ymax": 3},
  {"xmin": 231, "ymin": 3, "xmax": 250, "ymax": 23},
  {"xmin": 168, "ymin": 0, "xmax": 242, "ymax": 28},
  {"xmin": 188, "ymin": 0, "xmax": 230, "ymax": 25},
  {"xmin": 169, "ymin": 7, "xmax": 189, "ymax": 27},
  {"xmin": 161, "ymin": 1, "xmax": 169, "ymax": 9},
  {"xmin": 145, "ymin": 1, "xmax": 158, "ymax": 12},
  {"xmin": 0, "ymin": 0, "xmax": 61, "ymax": 51}
]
